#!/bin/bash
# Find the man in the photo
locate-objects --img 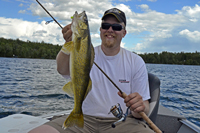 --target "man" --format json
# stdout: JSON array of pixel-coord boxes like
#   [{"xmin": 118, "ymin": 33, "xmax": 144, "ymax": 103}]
[{"xmin": 29, "ymin": 8, "xmax": 154, "ymax": 133}]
